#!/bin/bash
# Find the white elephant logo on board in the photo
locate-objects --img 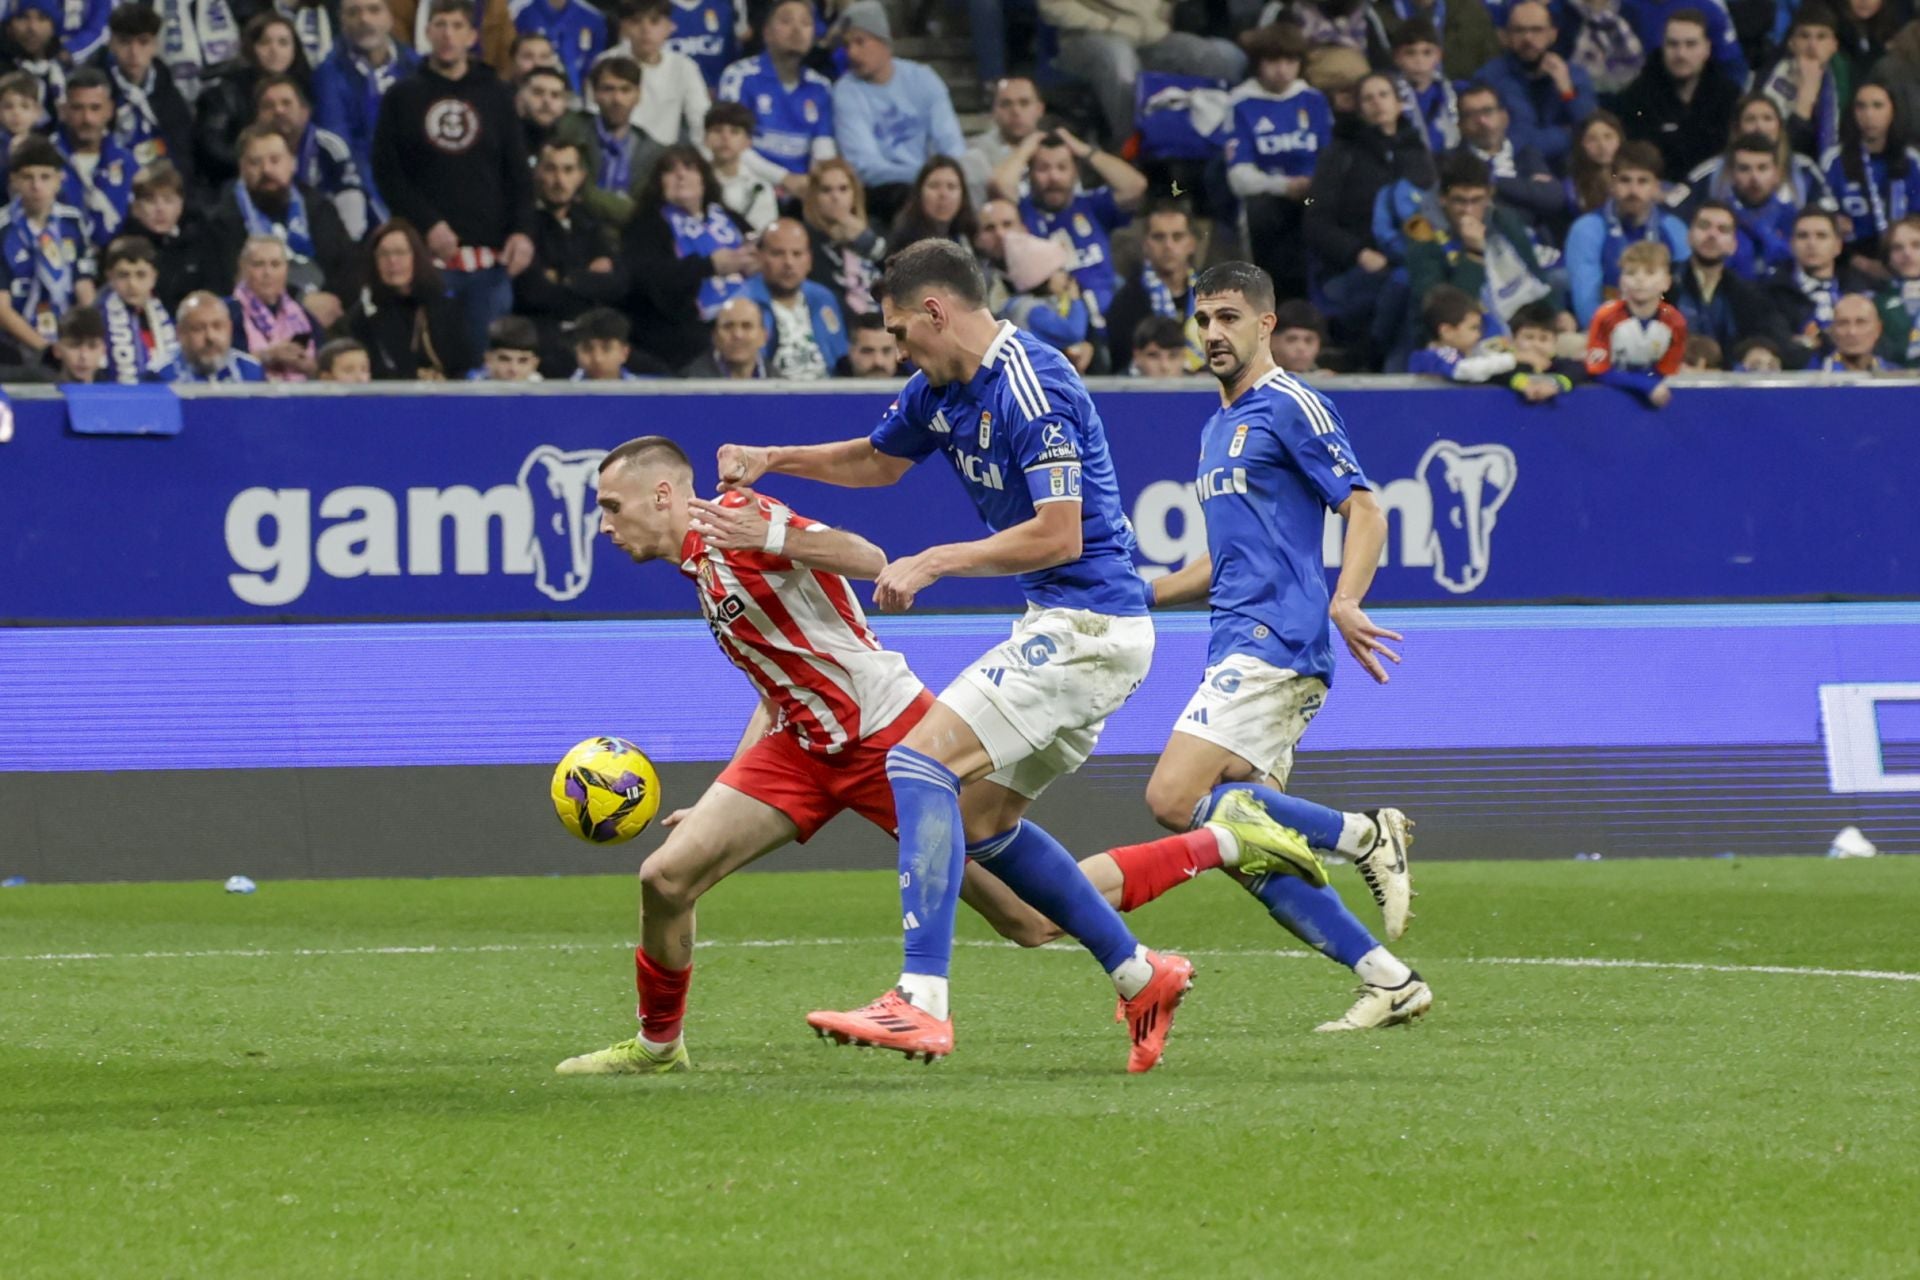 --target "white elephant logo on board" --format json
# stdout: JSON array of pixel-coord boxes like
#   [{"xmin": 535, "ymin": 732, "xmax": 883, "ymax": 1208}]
[
  {"xmin": 517, "ymin": 446, "xmax": 603, "ymax": 602},
  {"xmin": 1417, "ymin": 440, "xmax": 1517, "ymax": 594}
]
